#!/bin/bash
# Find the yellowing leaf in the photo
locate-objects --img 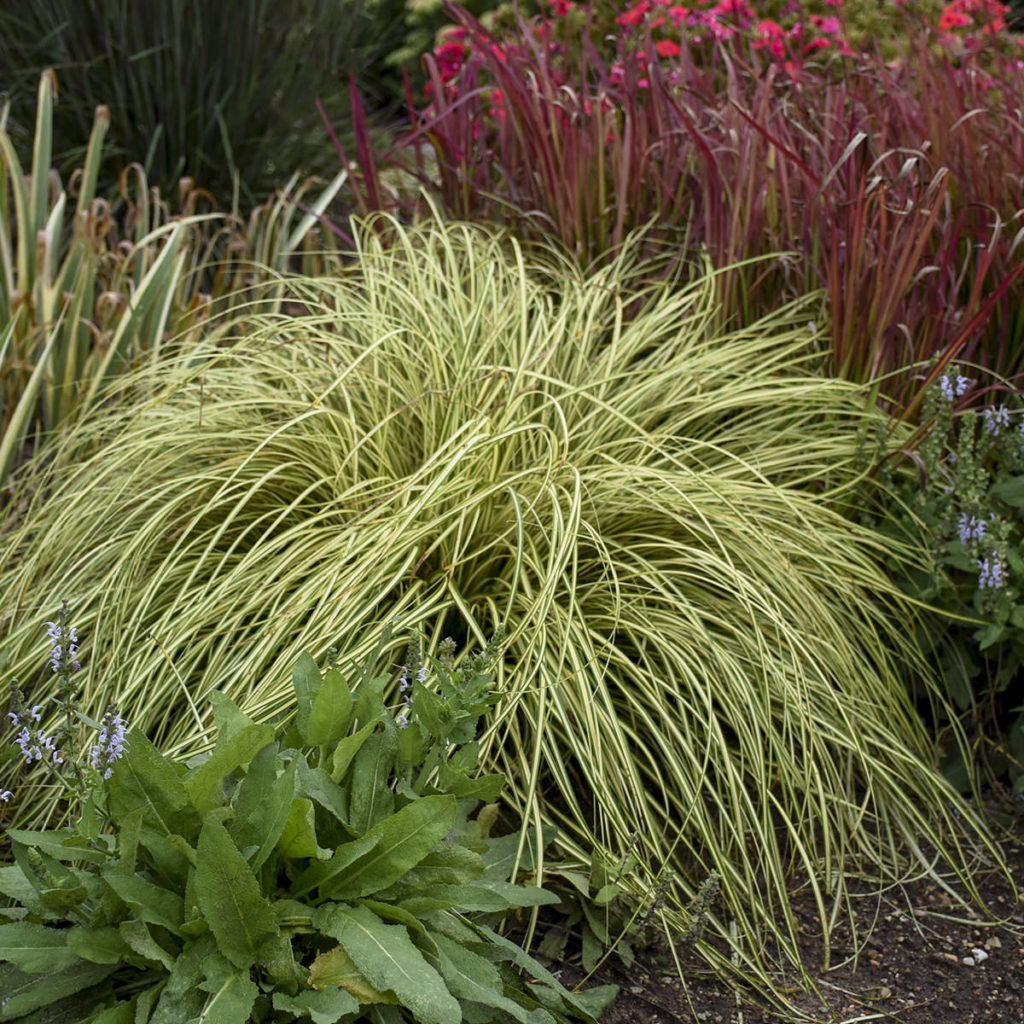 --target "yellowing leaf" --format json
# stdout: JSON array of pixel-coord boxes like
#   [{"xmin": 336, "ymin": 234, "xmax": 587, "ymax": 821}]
[
  {"xmin": 308, "ymin": 944, "xmax": 399, "ymax": 1005},
  {"xmin": 311, "ymin": 905, "xmax": 460, "ymax": 1024}
]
